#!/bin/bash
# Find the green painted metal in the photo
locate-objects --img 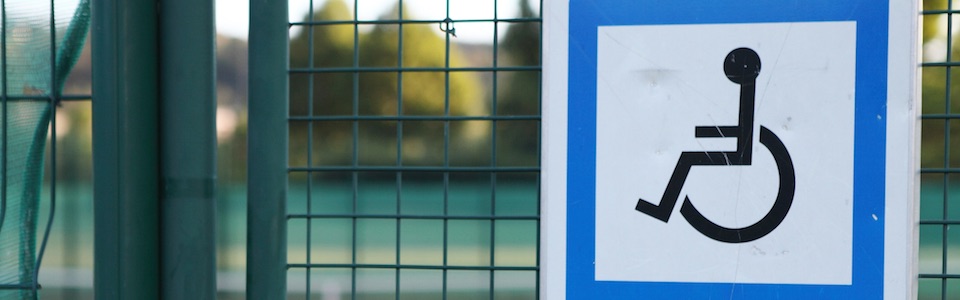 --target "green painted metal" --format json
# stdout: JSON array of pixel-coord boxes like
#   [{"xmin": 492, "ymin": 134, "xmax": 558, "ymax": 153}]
[
  {"xmin": 91, "ymin": 0, "xmax": 160, "ymax": 298},
  {"xmin": 914, "ymin": 3, "xmax": 960, "ymax": 299},
  {"xmin": 158, "ymin": 0, "xmax": 217, "ymax": 298},
  {"xmin": 247, "ymin": 0, "xmax": 289, "ymax": 297}
]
